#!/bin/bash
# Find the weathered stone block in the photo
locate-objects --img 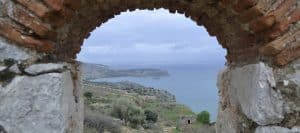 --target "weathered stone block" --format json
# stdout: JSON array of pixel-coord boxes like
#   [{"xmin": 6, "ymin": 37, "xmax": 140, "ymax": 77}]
[
  {"xmin": 255, "ymin": 126, "xmax": 300, "ymax": 133},
  {"xmin": 0, "ymin": 71, "xmax": 81, "ymax": 133},
  {"xmin": 8, "ymin": 64, "xmax": 21, "ymax": 74},
  {"xmin": 216, "ymin": 106, "xmax": 240, "ymax": 133},
  {"xmin": 25, "ymin": 63, "xmax": 66, "ymax": 75},
  {"xmin": 0, "ymin": 37, "xmax": 36, "ymax": 62},
  {"xmin": 226, "ymin": 62, "xmax": 284, "ymax": 125}
]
